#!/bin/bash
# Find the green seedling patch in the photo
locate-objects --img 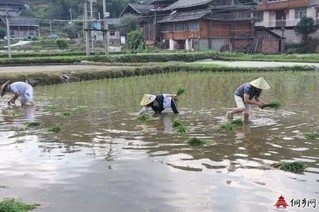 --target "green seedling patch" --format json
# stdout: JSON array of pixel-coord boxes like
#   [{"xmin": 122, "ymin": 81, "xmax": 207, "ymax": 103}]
[
  {"xmin": 48, "ymin": 126, "xmax": 61, "ymax": 133},
  {"xmin": 0, "ymin": 198, "xmax": 40, "ymax": 212},
  {"xmin": 187, "ymin": 137, "xmax": 208, "ymax": 146},
  {"xmin": 262, "ymin": 101, "xmax": 281, "ymax": 110},
  {"xmin": 26, "ymin": 122, "xmax": 41, "ymax": 128},
  {"xmin": 304, "ymin": 132, "xmax": 319, "ymax": 139},
  {"xmin": 176, "ymin": 88, "xmax": 185, "ymax": 96},
  {"xmin": 278, "ymin": 161, "xmax": 306, "ymax": 174},
  {"xmin": 220, "ymin": 119, "xmax": 243, "ymax": 131},
  {"xmin": 136, "ymin": 114, "xmax": 153, "ymax": 121}
]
